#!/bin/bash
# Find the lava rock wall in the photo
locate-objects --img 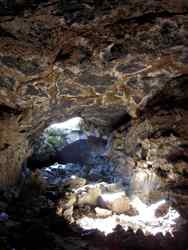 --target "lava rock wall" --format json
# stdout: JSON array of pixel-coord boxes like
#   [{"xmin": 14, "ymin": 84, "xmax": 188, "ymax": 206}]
[{"xmin": 0, "ymin": 0, "xmax": 188, "ymax": 201}]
